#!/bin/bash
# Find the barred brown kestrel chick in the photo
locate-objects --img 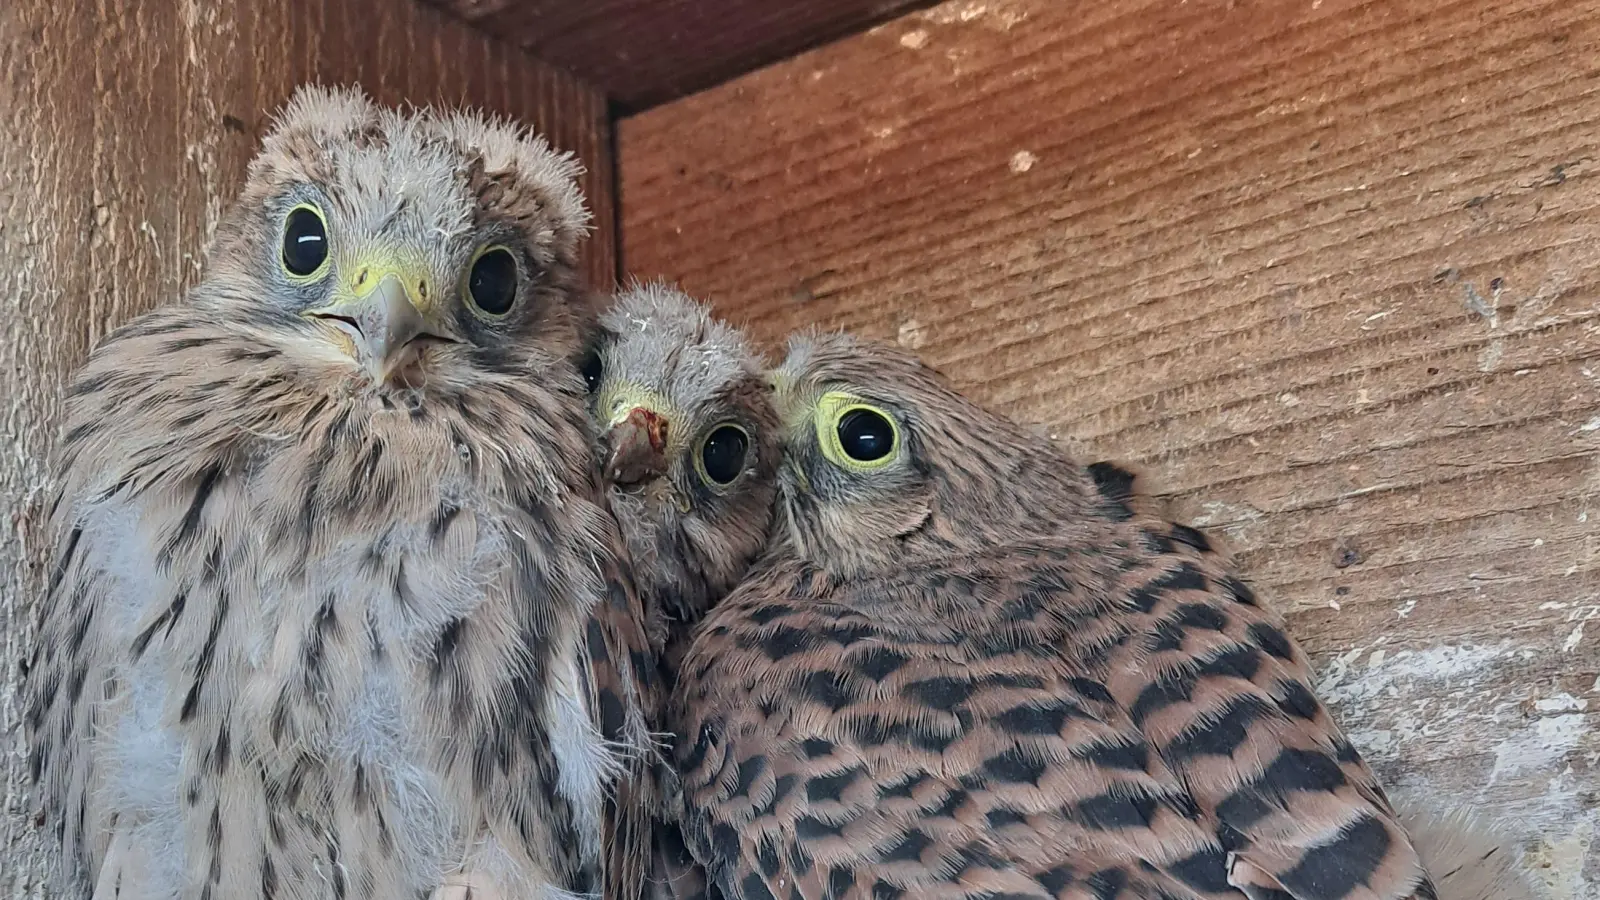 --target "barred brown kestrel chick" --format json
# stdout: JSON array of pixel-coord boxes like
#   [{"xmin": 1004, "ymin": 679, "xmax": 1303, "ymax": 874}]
[
  {"xmin": 669, "ymin": 332, "xmax": 1442, "ymax": 900},
  {"xmin": 27, "ymin": 85, "xmax": 654, "ymax": 900},
  {"xmin": 582, "ymin": 284, "xmax": 780, "ymax": 900}
]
